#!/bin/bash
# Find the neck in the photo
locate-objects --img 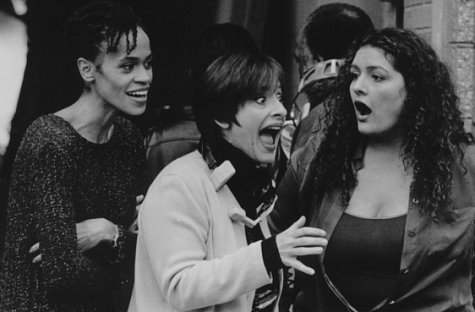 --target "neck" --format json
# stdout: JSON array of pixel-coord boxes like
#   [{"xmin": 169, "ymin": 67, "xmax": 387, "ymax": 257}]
[
  {"xmin": 366, "ymin": 133, "xmax": 404, "ymax": 155},
  {"xmin": 55, "ymin": 91, "xmax": 117, "ymax": 143},
  {"xmin": 364, "ymin": 135, "xmax": 410, "ymax": 173}
]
